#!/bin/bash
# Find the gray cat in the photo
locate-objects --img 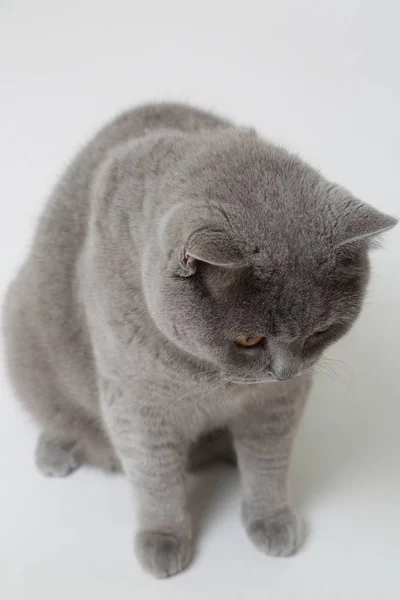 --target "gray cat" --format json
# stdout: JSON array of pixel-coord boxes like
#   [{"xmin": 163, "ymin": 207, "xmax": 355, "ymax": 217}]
[{"xmin": 2, "ymin": 103, "xmax": 396, "ymax": 578}]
